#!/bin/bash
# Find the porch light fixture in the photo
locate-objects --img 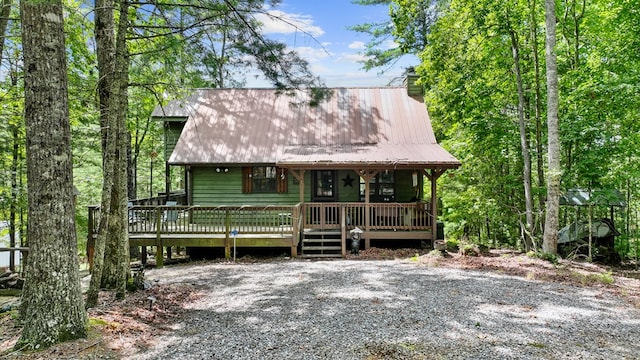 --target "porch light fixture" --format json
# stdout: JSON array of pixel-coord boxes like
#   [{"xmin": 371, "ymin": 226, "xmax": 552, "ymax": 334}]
[
  {"xmin": 216, "ymin": 167, "xmax": 229, "ymax": 173},
  {"xmin": 412, "ymin": 171, "xmax": 418, "ymax": 187}
]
